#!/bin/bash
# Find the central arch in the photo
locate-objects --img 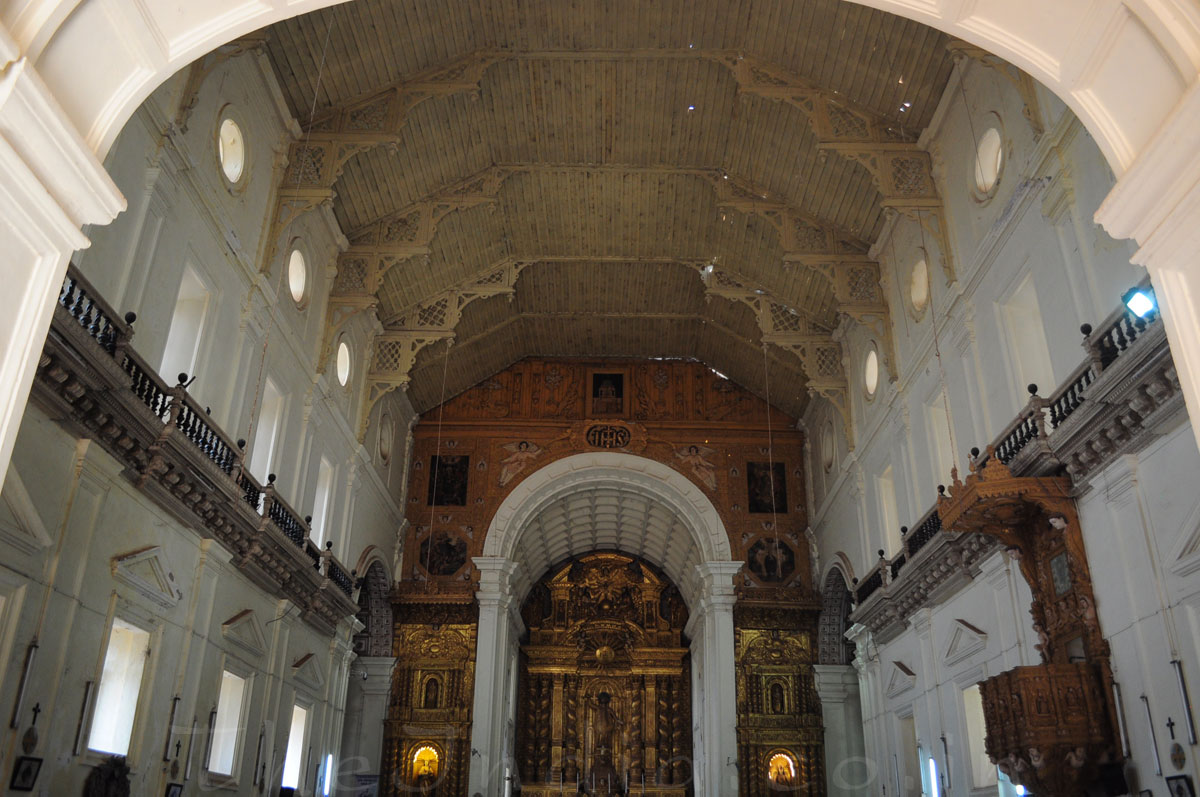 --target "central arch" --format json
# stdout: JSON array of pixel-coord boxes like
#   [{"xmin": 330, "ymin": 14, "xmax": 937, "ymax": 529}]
[
  {"xmin": 483, "ymin": 451, "xmax": 735, "ymax": 609},
  {"xmin": 470, "ymin": 452, "xmax": 742, "ymax": 796}
]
